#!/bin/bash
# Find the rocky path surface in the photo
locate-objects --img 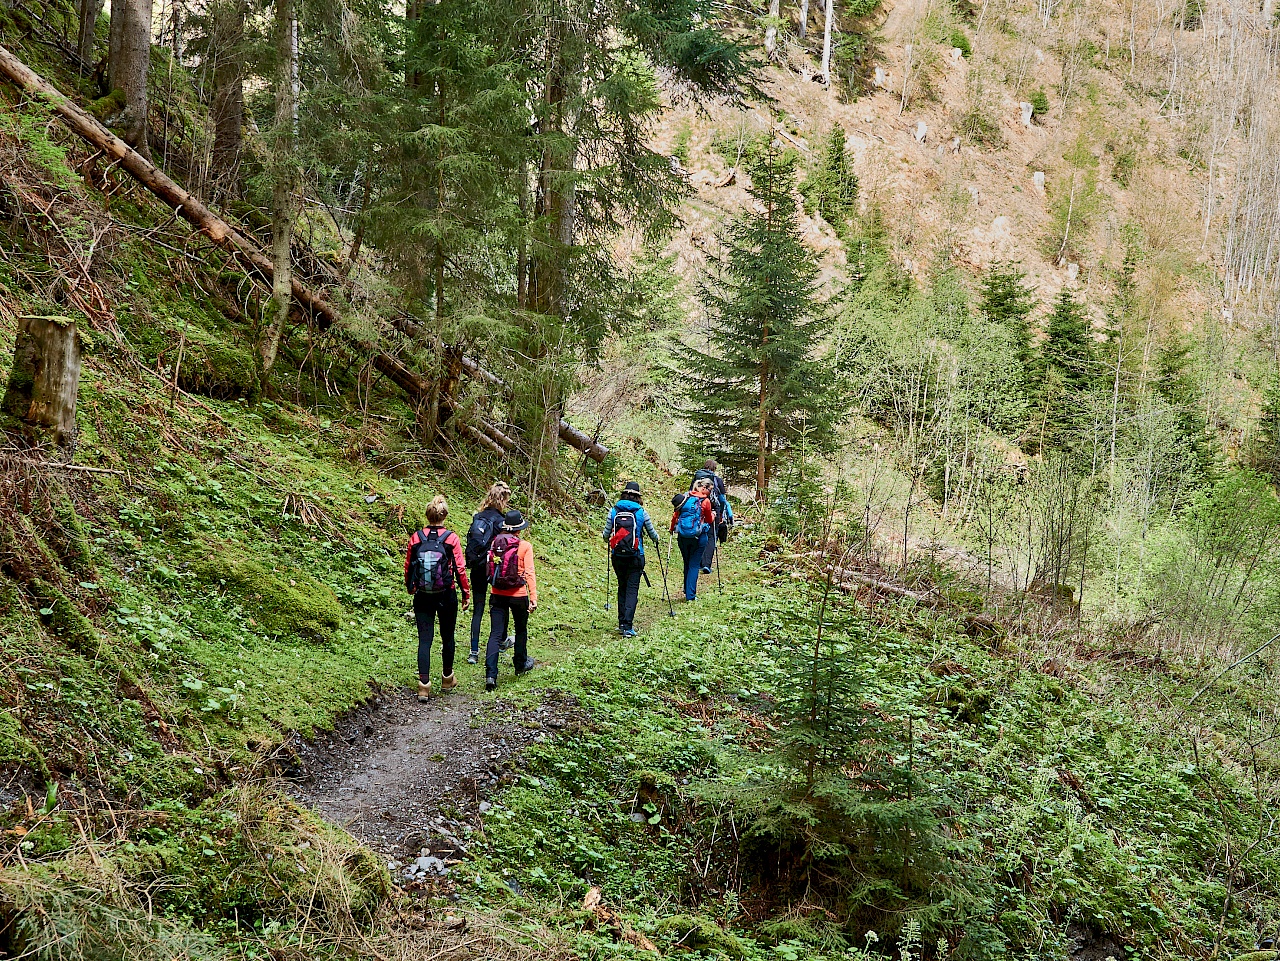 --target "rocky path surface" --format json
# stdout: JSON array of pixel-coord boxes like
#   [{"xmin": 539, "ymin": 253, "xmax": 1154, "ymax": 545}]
[{"xmin": 287, "ymin": 684, "xmax": 579, "ymax": 884}]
